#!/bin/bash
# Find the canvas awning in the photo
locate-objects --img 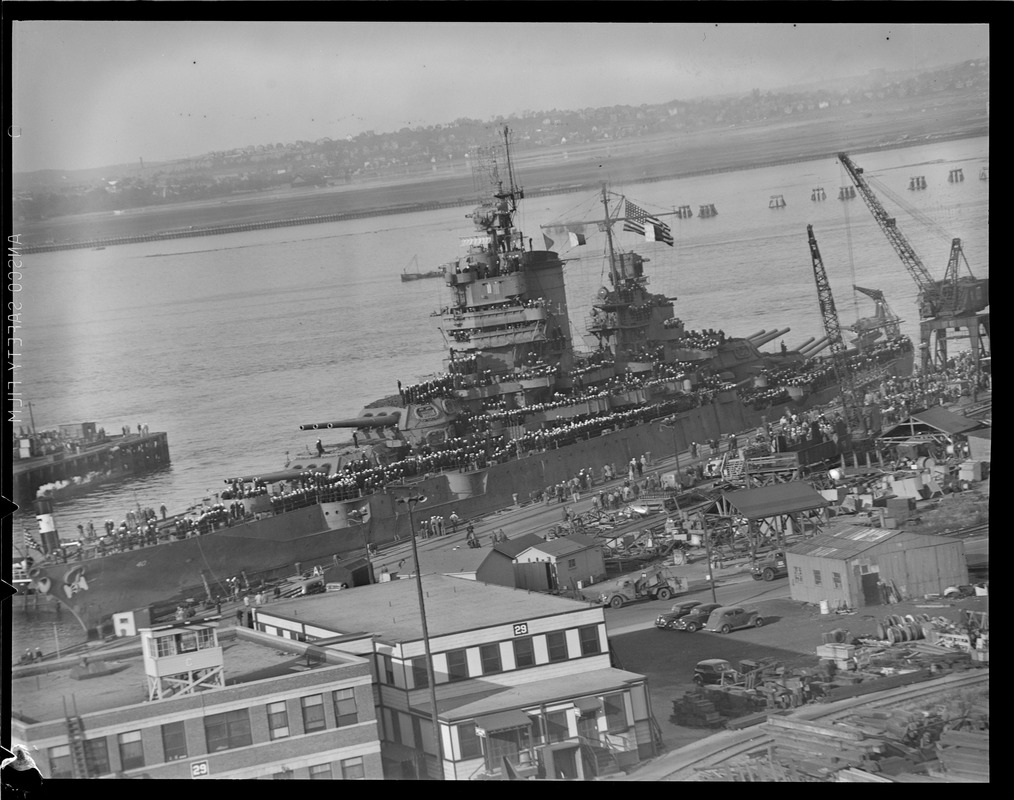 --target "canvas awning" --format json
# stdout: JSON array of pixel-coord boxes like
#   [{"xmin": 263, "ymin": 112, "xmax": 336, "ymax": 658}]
[
  {"xmin": 574, "ymin": 696, "xmax": 602, "ymax": 715},
  {"xmin": 473, "ymin": 709, "xmax": 532, "ymax": 736}
]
